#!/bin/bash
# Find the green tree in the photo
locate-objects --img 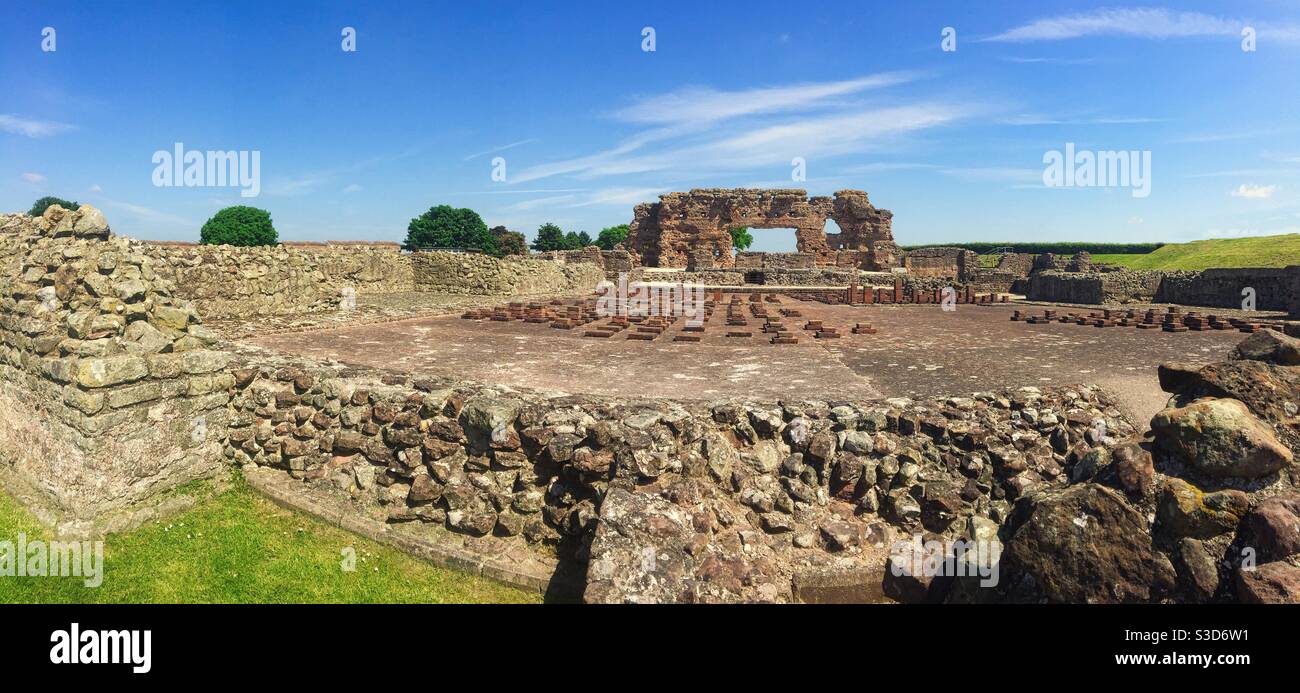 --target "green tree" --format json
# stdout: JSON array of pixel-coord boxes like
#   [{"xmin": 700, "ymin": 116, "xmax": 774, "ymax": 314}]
[
  {"xmin": 403, "ymin": 205, "xmax": 498, "ymax": 254},
  {"xmin": 29, "ymin": 196, "xmax": 80, "ymax": 216},
  {"xmin": 489, "ymin": 226, "xmax": 528, "ymax": 256},
  {"xmin": 200, "ymin": 206, "xmax": 278, "ymax": 246},
  {"xmin": 595, "ymin": 223, "xmax": 629, "ymax": 250},
  {"xmin": 530, "ymin": 222, "xmax": 567, "ymax": 251},
  {"xmin": 575, "ymin": 231, "xmax": 593, "ymax": 247},
  {"xmin": 730, "ymin": 226, "xmax": 754, "ymax": 251}
]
